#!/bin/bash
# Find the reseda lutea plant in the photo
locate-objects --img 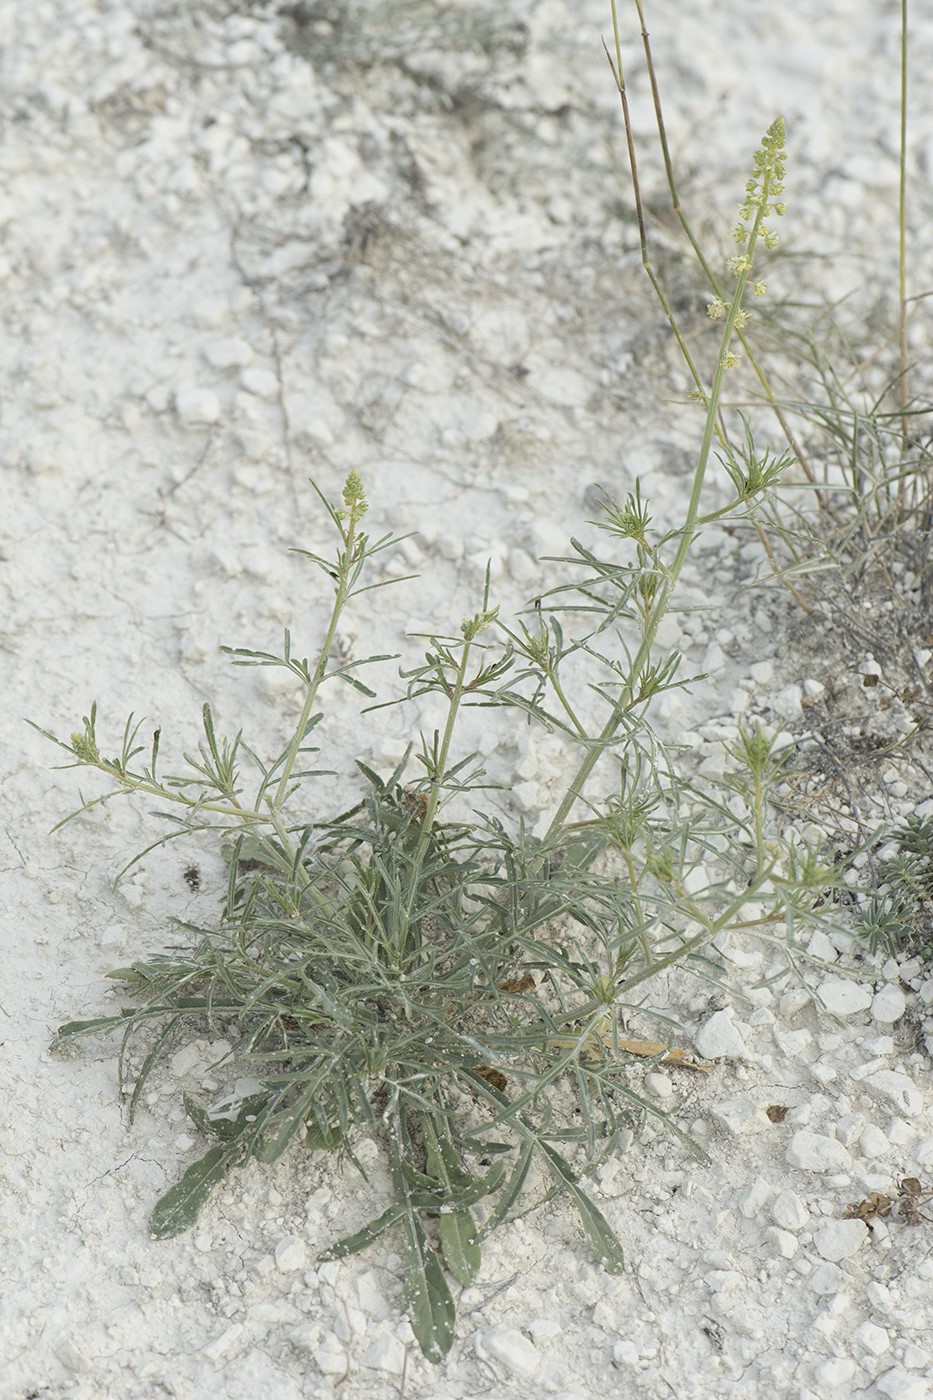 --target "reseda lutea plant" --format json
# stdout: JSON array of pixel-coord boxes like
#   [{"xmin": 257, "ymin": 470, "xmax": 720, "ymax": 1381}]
[{"xmin": 40, "ymin": 121, "xmax": 833, "ymax": 1363}]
